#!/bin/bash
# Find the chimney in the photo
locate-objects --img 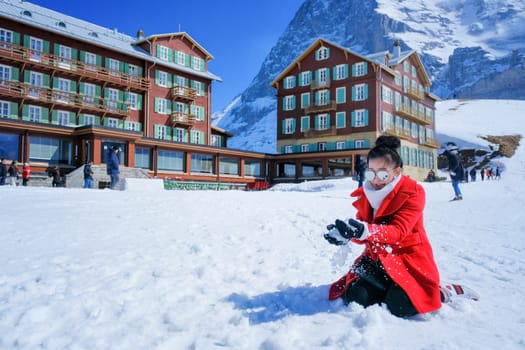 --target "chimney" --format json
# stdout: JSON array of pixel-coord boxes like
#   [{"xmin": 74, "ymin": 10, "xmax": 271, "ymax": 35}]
[
  {"xmin": 137, "ymin": 29, "xmax": 144, "ymax": 40},
  {"xmin": 393, "ymin": 40, "xmax": 401, "ymax": 58}
]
